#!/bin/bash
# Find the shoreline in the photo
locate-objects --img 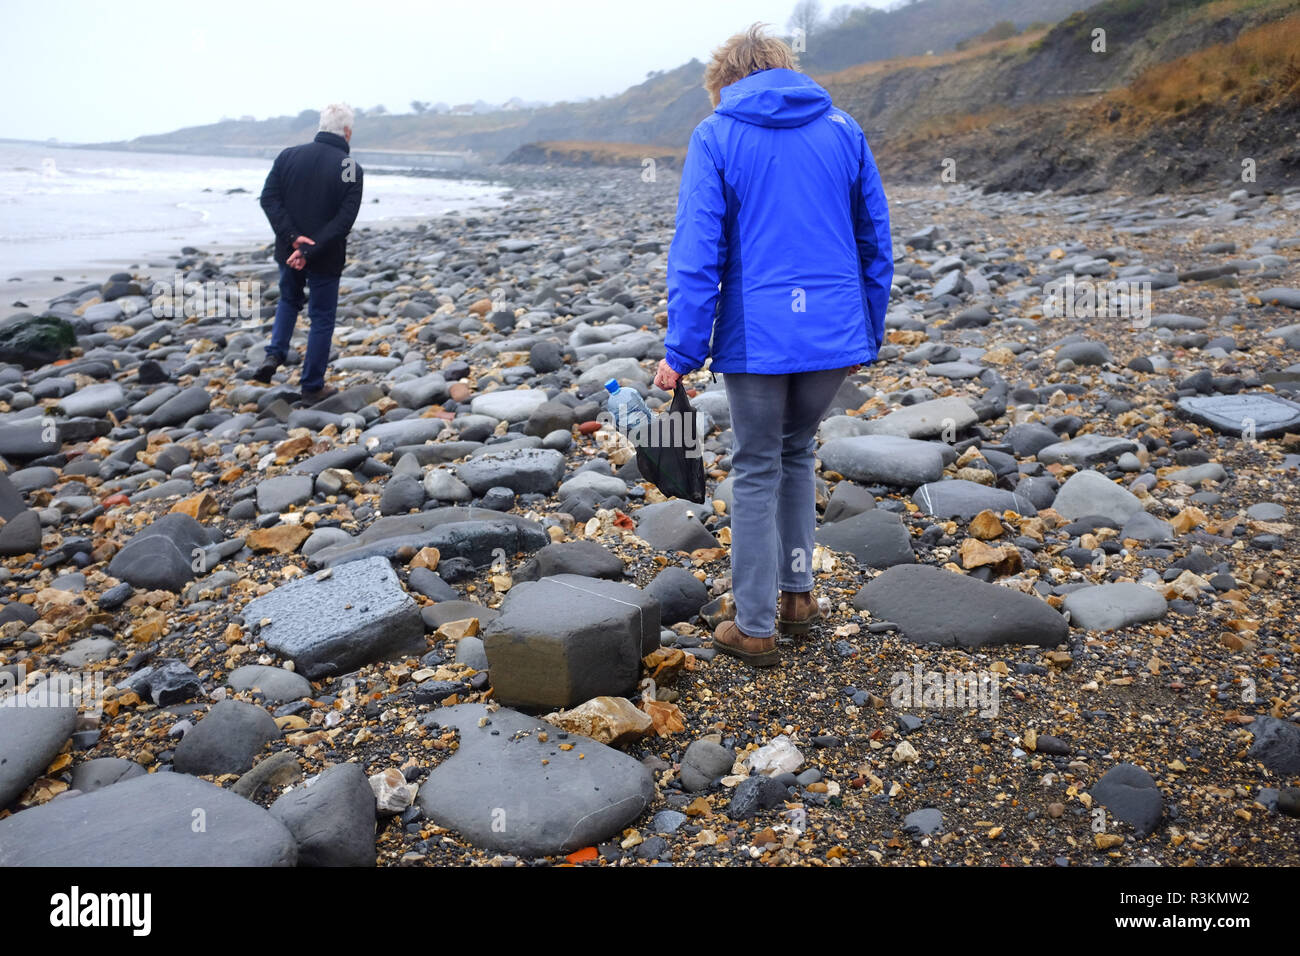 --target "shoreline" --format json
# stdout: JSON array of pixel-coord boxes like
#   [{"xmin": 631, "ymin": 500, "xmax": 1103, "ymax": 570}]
[{"xmin": 0, "ymin": 194, "xmax": 525, "ymax": 324}]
